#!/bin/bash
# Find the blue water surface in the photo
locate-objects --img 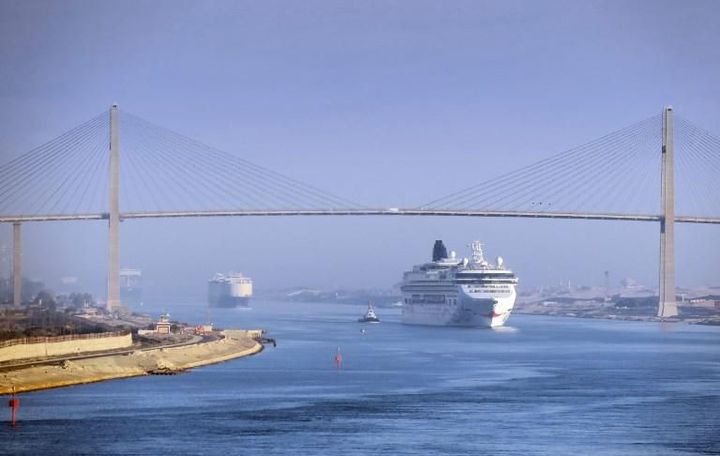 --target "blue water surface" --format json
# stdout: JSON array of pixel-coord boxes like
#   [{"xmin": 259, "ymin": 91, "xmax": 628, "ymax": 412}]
[{"xmin": 2, "ymin": 300, "xmax": 719, "ymax": 455}]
